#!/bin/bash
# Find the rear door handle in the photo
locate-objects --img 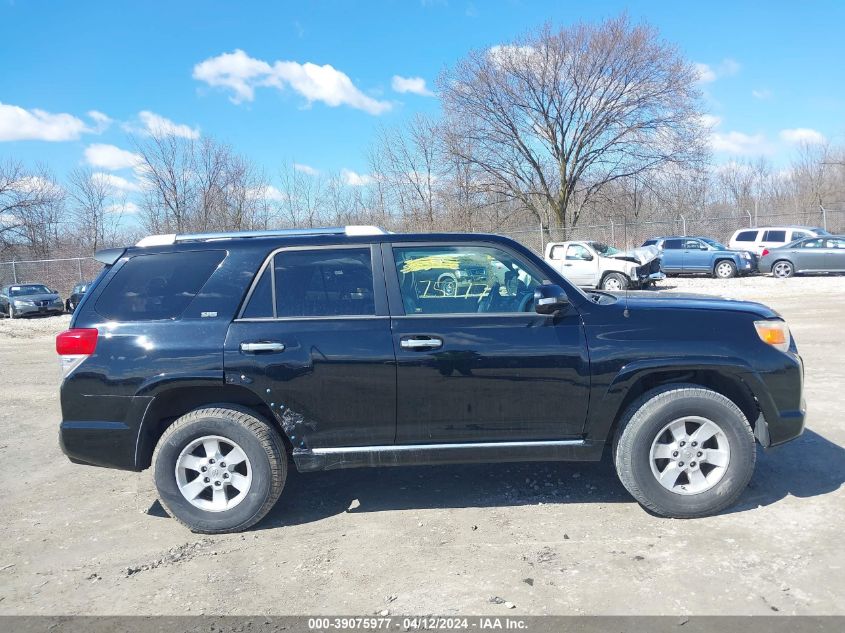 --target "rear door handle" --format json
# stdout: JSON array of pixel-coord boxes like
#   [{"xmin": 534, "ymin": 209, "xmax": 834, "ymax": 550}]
[
  {"xmin": 240, "ymin": 341, "xmax": 285, "ymax": 353},
  {"xmin": 400, "ymin": 336, "xmax": 443, "ymax": 350}
]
